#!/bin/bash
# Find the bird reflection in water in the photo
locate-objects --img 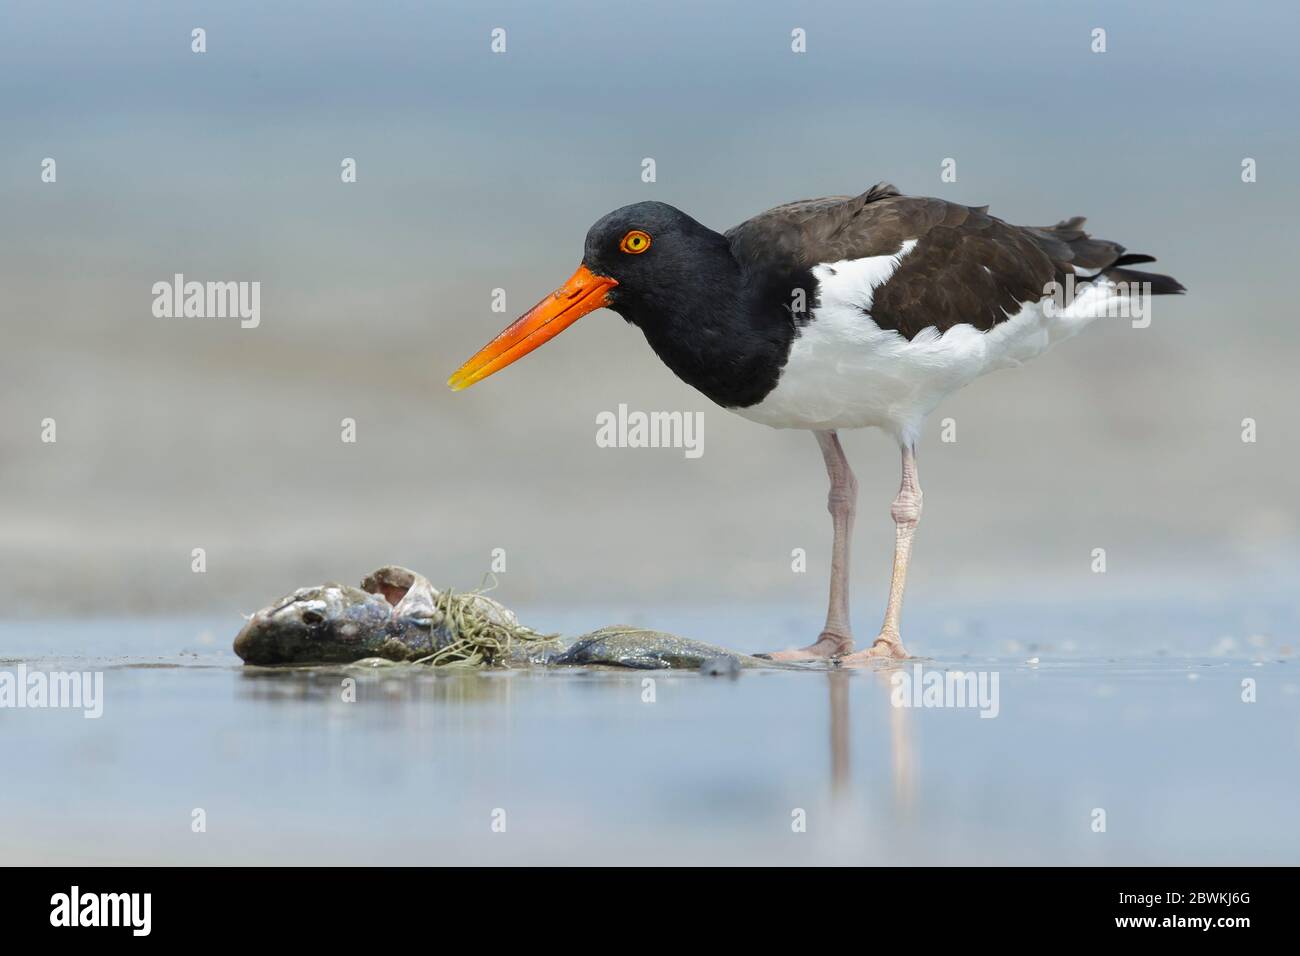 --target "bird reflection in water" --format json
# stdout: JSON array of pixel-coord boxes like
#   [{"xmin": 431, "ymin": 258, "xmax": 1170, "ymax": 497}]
[{"xmin": 826, "ymin": 666, "xmax": 916, "ymax": 816}]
